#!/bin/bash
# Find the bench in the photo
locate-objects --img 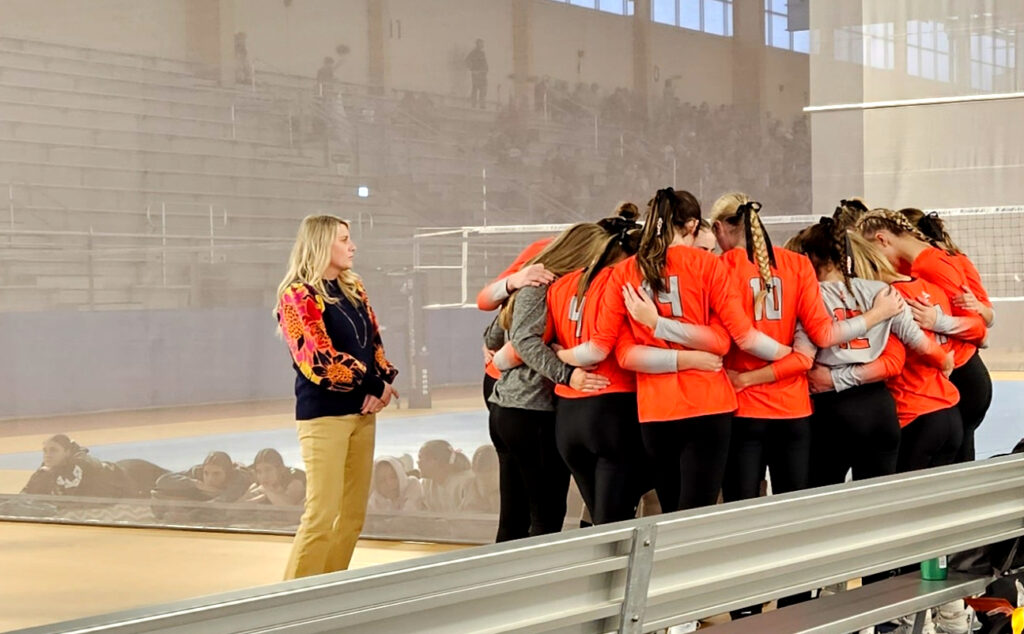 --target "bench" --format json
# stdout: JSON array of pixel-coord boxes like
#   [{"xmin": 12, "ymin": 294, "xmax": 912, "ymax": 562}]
[{"xmin": 707, "ymin": 572, "xmax": 990, "ymax": 634}]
